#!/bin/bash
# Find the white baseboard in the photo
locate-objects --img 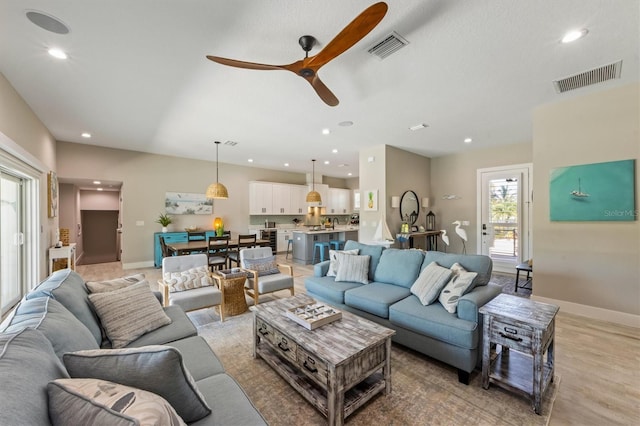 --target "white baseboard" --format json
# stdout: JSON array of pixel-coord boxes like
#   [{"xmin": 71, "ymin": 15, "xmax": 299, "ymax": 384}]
[
  {"xmin": 532, "ymin": 295, "xmax": 640, "ymax": 328},
  {"xmin": 122, "ymin": 261, "xmax": 155, "ymax": 270}
]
